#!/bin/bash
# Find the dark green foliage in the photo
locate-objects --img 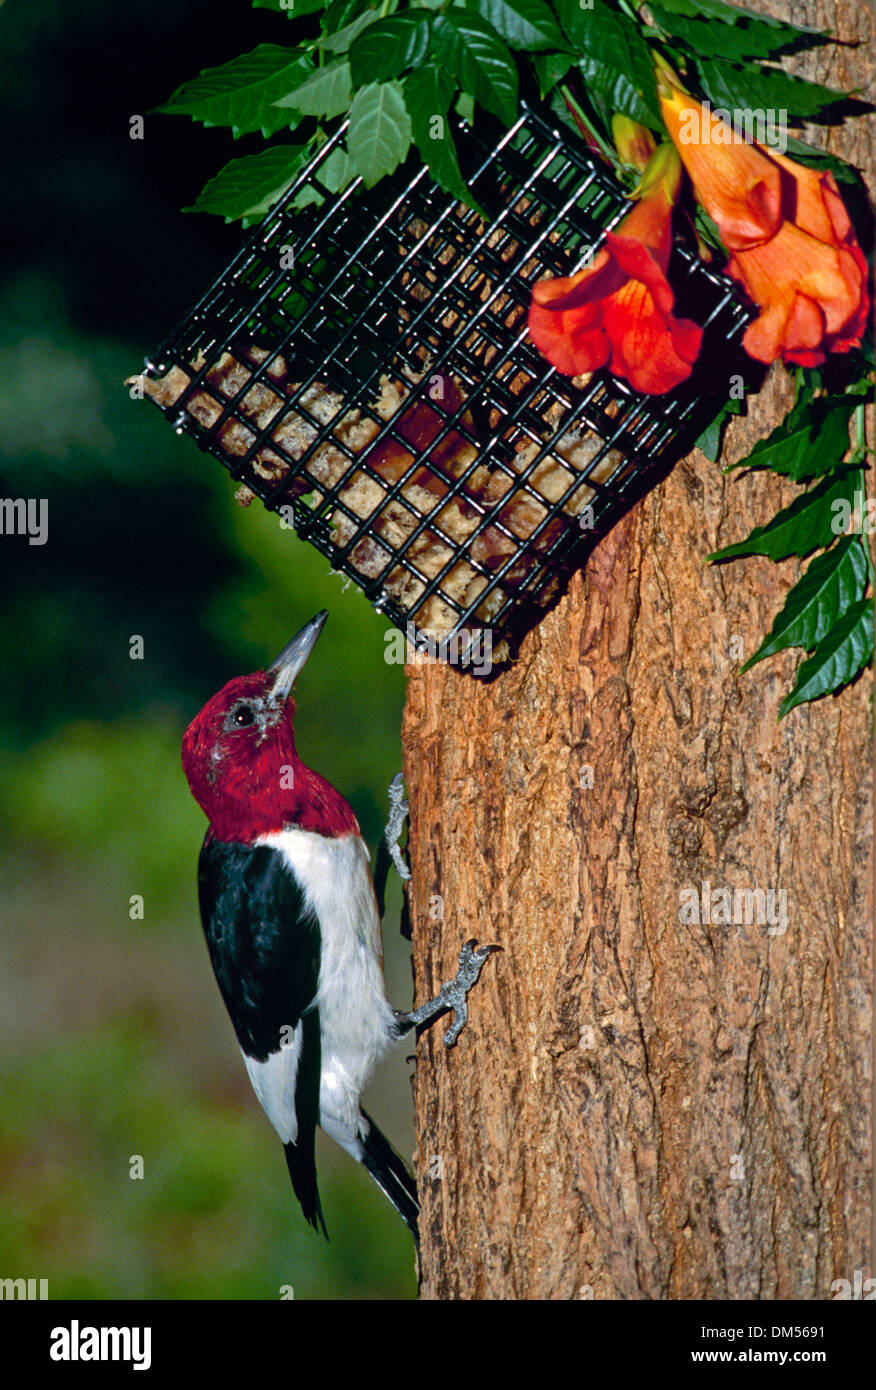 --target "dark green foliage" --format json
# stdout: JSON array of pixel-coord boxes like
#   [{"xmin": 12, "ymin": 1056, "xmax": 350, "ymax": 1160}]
[
  {"xmin": 156, "ymin": 0, "xmax": 856, "ymax": 232},
  {"xmin": 710, "ymin": 360, "xmax": 873, "ymax": 713}
]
